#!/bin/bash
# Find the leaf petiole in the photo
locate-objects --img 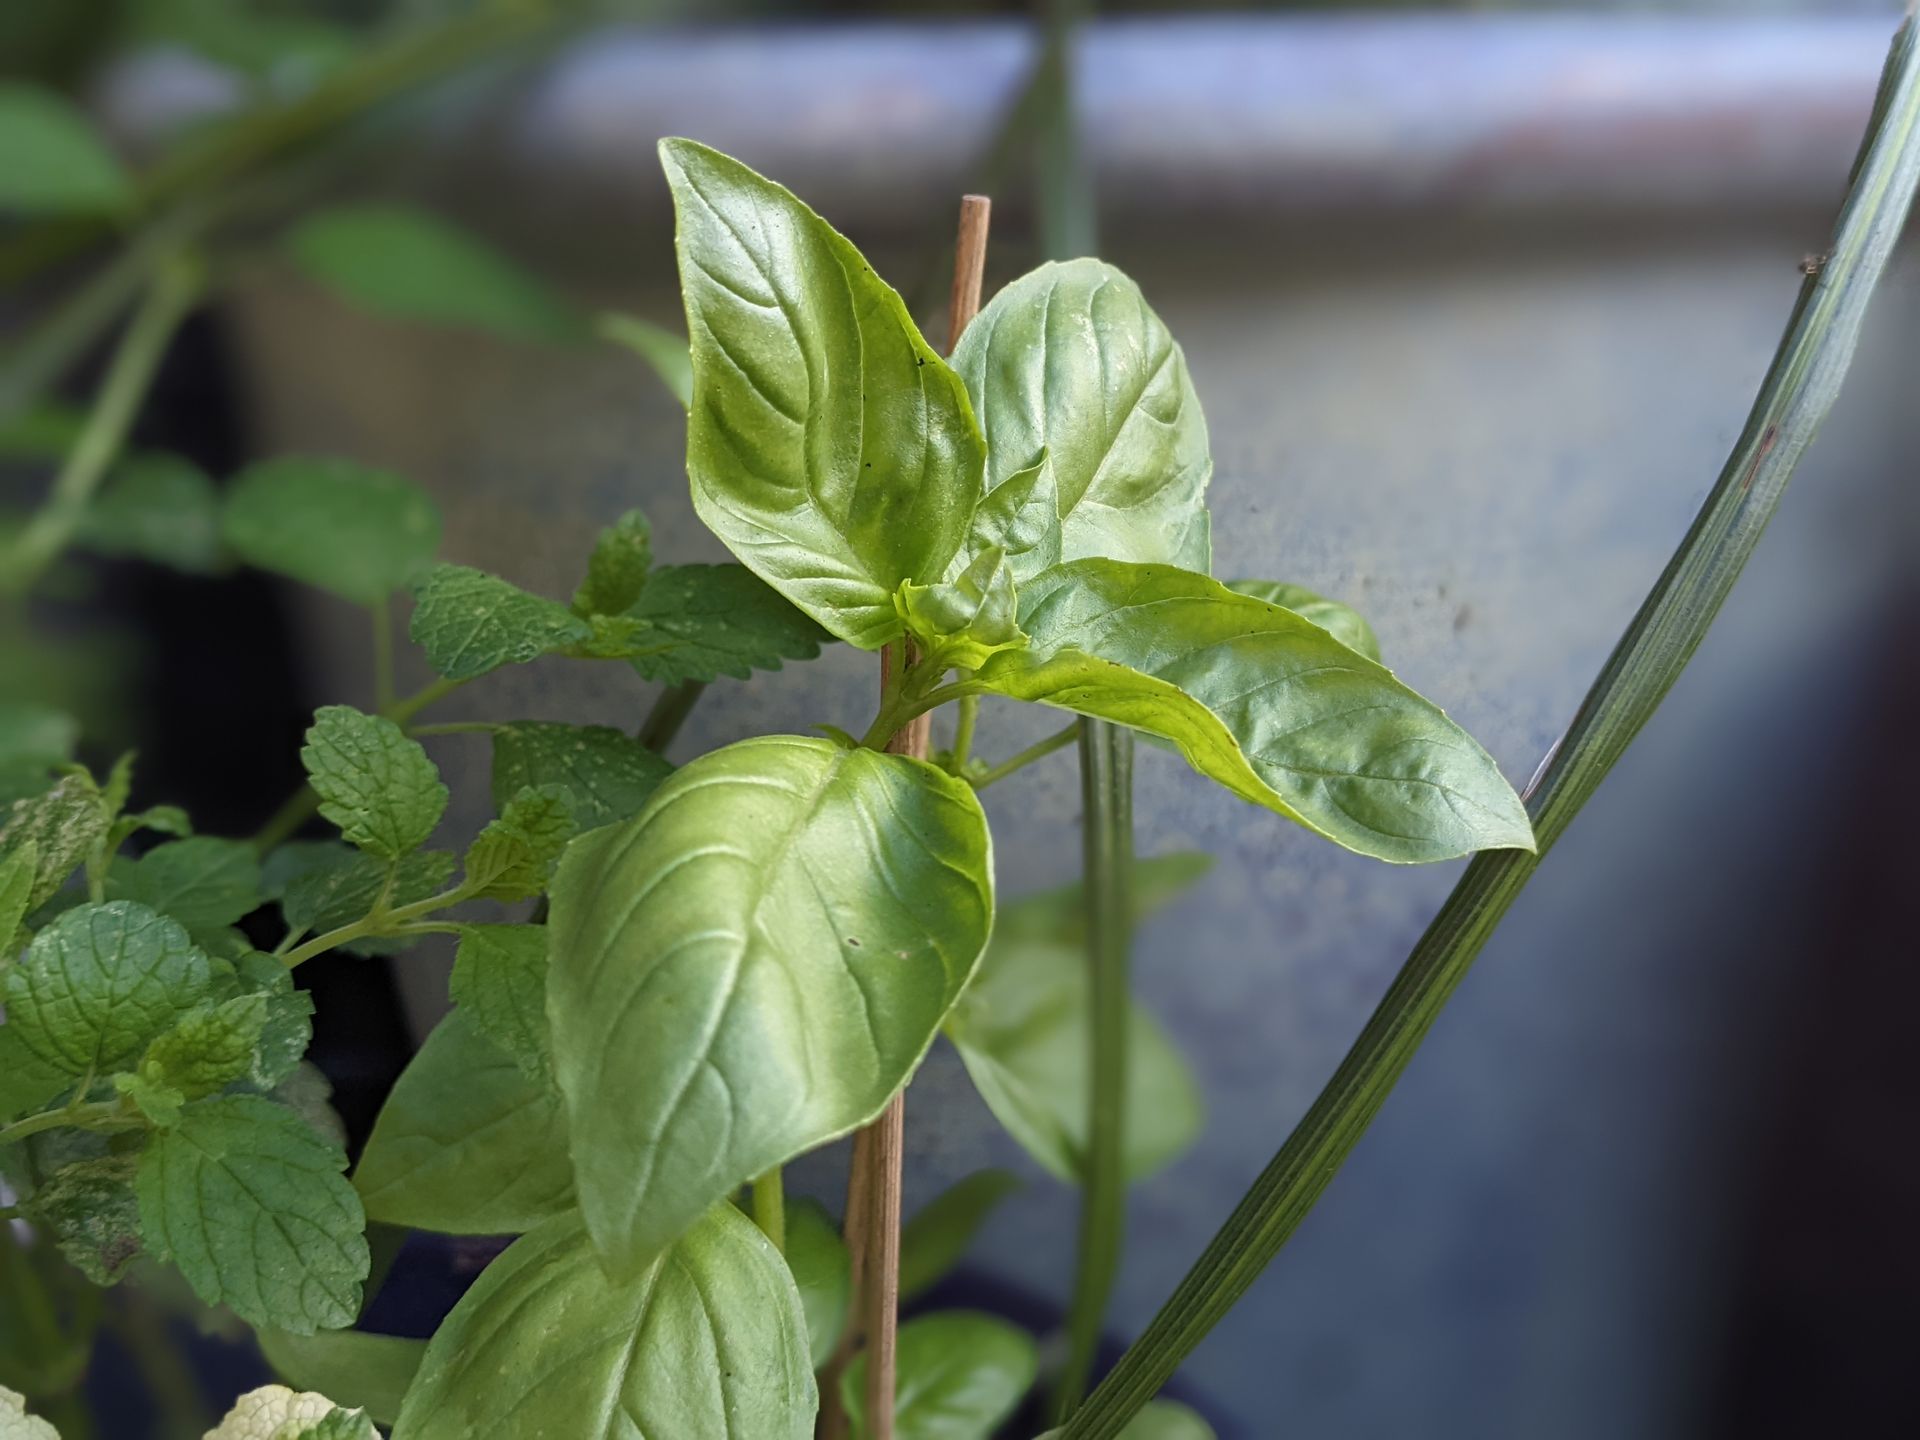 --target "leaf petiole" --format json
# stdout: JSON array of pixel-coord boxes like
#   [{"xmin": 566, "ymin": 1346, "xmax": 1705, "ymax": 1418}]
[
  {"xmin": 969, "ymin": 721, "xmax": 1081, "ymax": 790},
  {"xmin": 280, "ymin": 880, "xmax": 475, "ymax": 968},
  {"xmin": 751, "ymin": 1166, "xmax": 787, "ymax": 1254}
]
